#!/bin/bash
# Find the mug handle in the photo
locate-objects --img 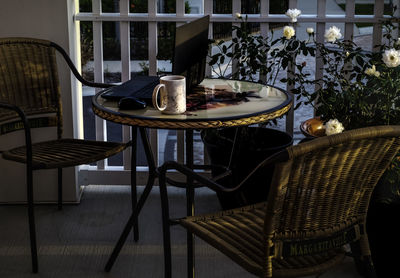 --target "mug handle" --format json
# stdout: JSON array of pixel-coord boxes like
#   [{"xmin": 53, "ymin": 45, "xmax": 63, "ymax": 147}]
[{"xmin": 152, "ymin": 84, "xmax": 167, "ymax": 111}]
